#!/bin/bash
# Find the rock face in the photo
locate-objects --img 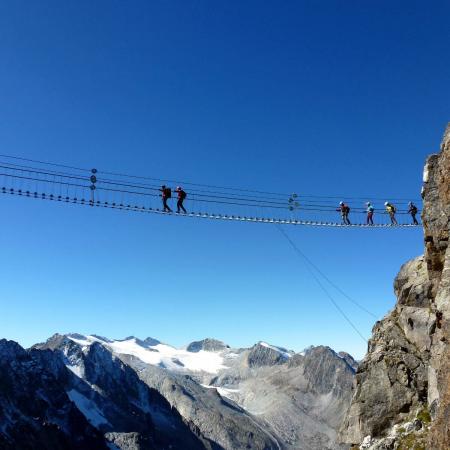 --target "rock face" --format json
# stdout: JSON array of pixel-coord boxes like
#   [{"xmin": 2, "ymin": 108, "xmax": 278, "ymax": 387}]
[
  {"xmin": 210, "ymin": 345, "xmax": 355, "ymax": 450},
  {"xmin": 246, "ymin": 342, "xmax": 292, "ymax": 367},
  {"xmin": 425, "ymin": 123, "xmax": 450, "ymax": 449},
  {"xmin": 1, "ymin": 336, "xmax": 208, "ymax": 450},
  {"xmin": 340, "ymin": 123, "xmax": 450, "ymax": 448},
  {"xmin": 0, "ymin": 339, "xmax": 108, "ymax": 450},
  {"xmin": 186, "ymin": 338, "xmax": 229, "ymax": 353}
]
